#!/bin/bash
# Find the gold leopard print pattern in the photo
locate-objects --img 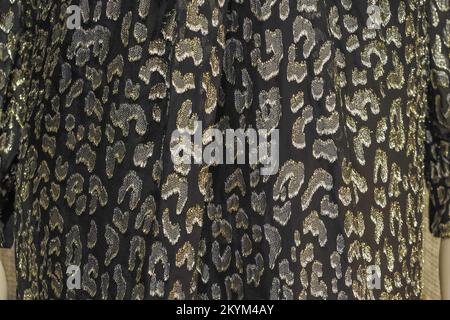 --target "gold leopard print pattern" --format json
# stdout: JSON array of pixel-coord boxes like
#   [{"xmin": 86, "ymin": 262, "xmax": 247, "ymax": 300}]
[{"xmin": 0, "ymin": 0, "xmax": 449, "ymax": 300}]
